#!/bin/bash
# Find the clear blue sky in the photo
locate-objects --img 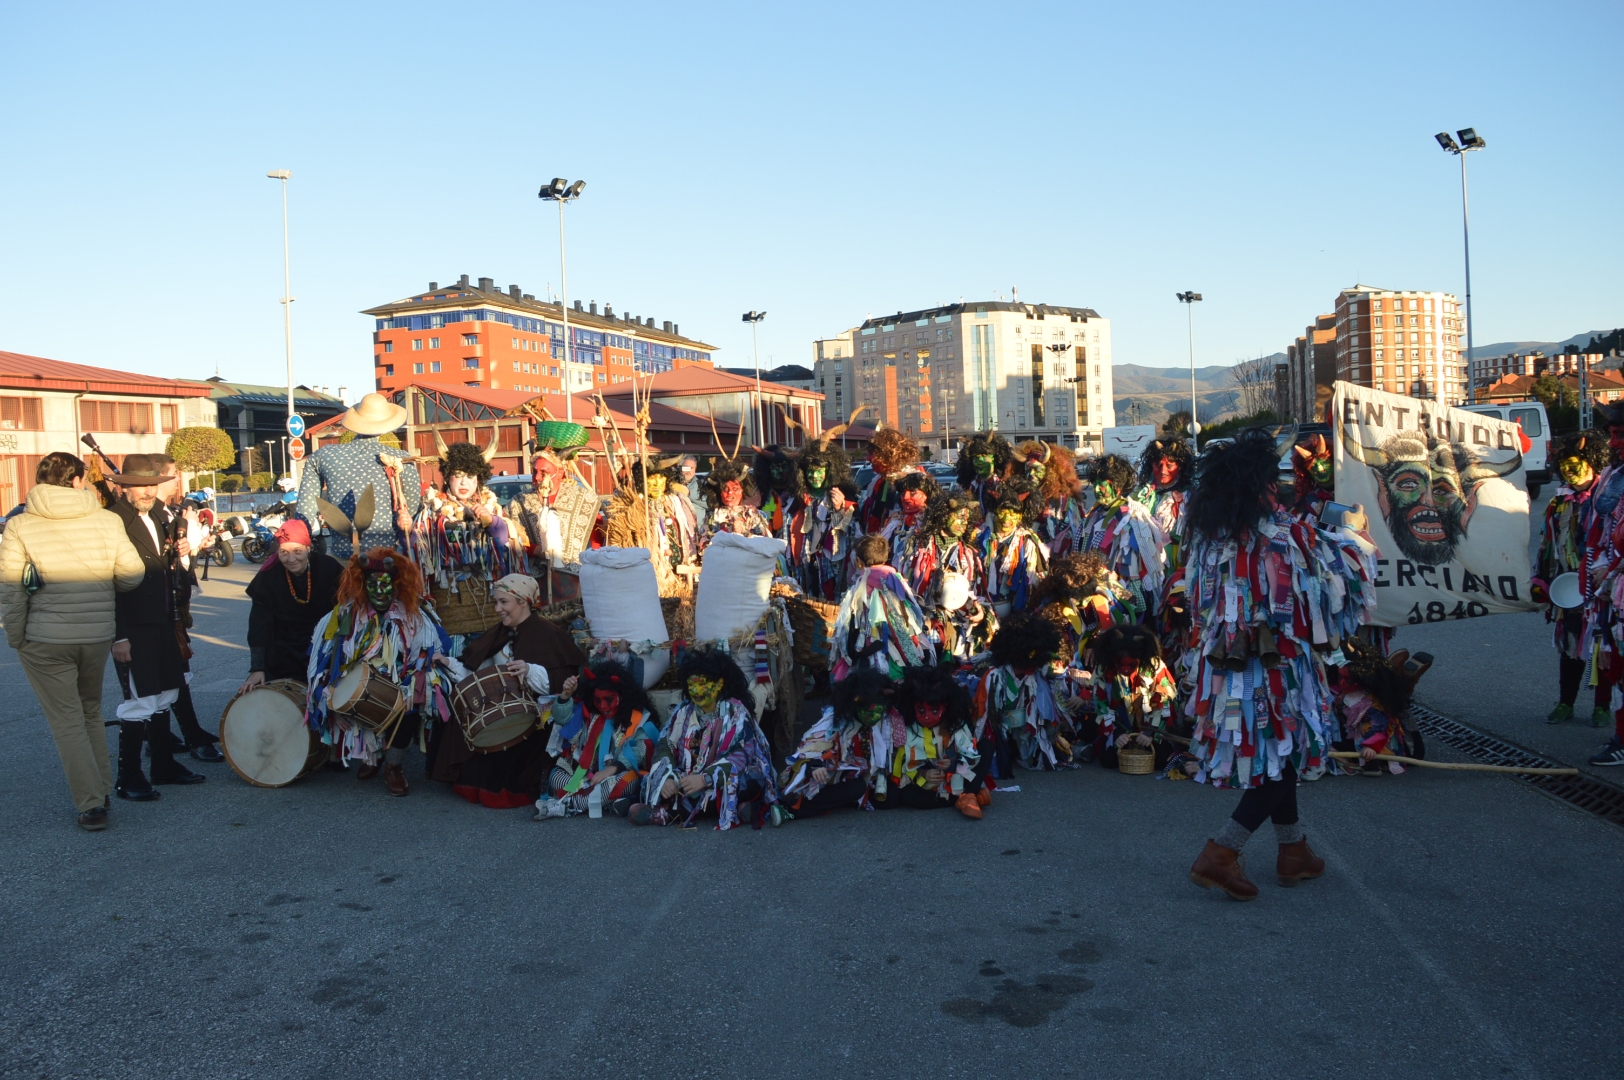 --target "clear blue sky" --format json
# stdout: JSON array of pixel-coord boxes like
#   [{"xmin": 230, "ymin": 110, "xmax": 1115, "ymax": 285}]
[{"xmin": 1, "ymin": 1, "xmax": 1617, "ymax": 397}]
